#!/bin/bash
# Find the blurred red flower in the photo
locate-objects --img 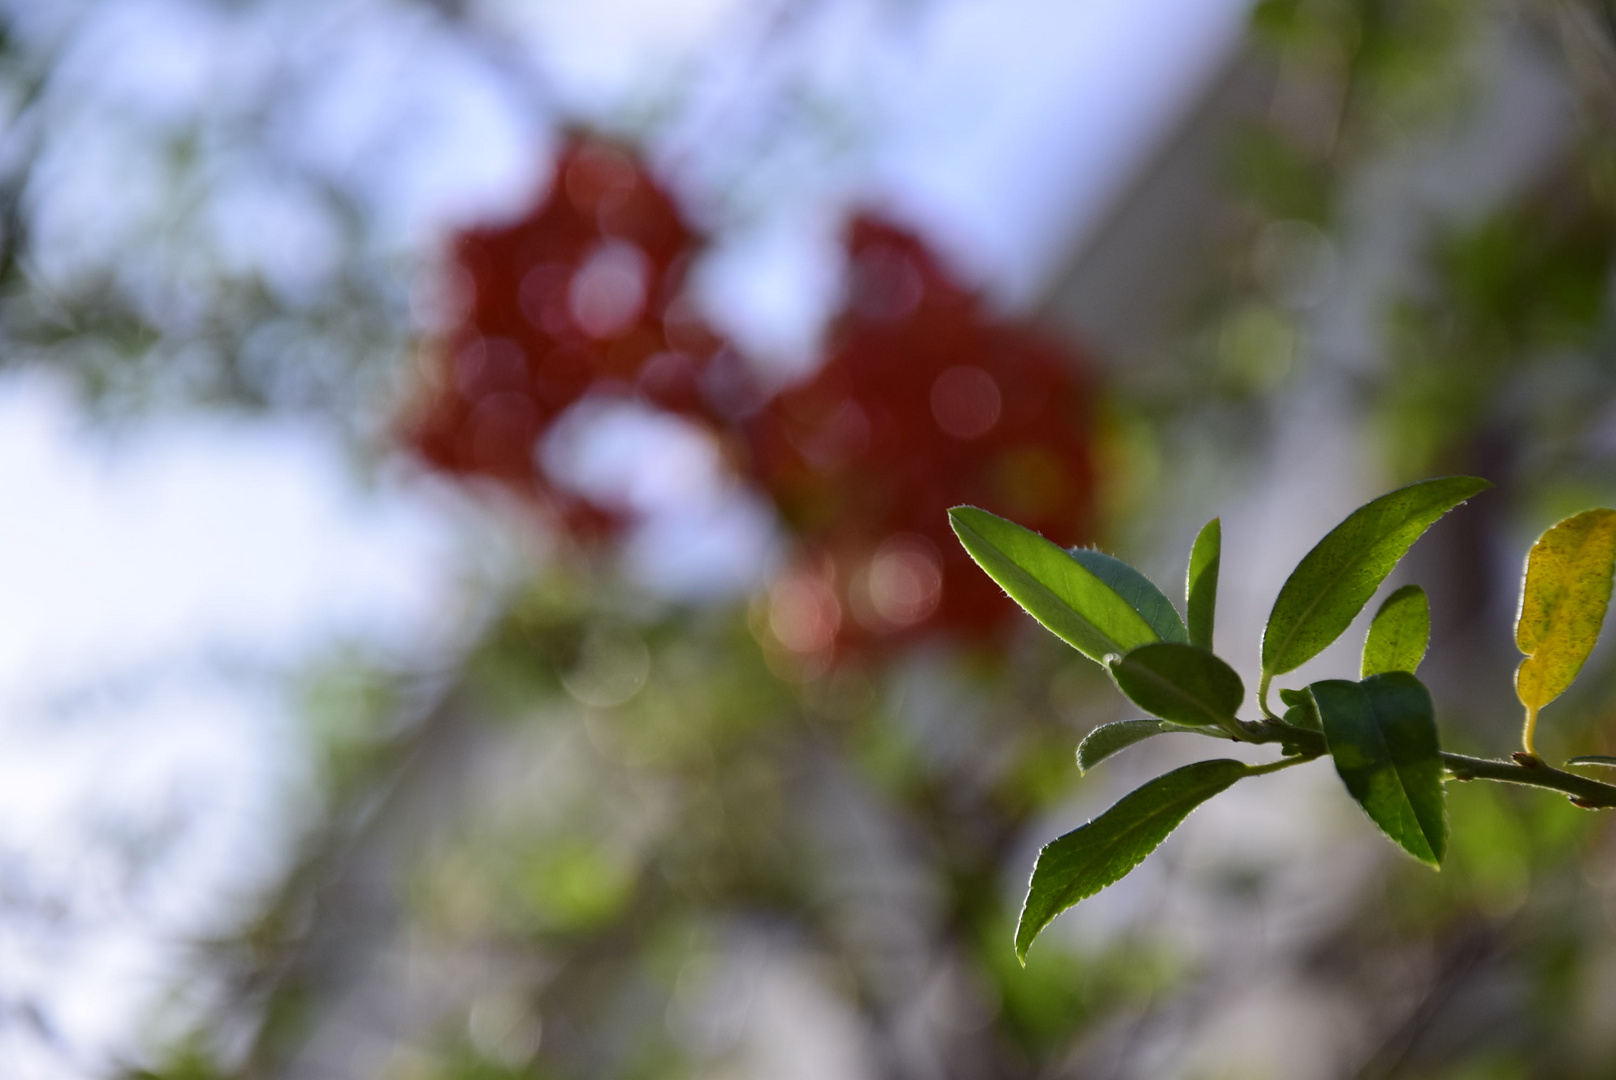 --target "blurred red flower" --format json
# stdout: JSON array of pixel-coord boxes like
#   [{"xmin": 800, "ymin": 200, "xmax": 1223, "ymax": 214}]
[
  {"xmin": 406, "ymin": 136, "xmax": 1098, "ymax": 657},
  {"xmin": 405, "ymin": 134, "xmax": 729, "ymax": 535},
  {"xmin": 745, "ymin": 216, "xmax": 1098, "ymax": 655}
]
